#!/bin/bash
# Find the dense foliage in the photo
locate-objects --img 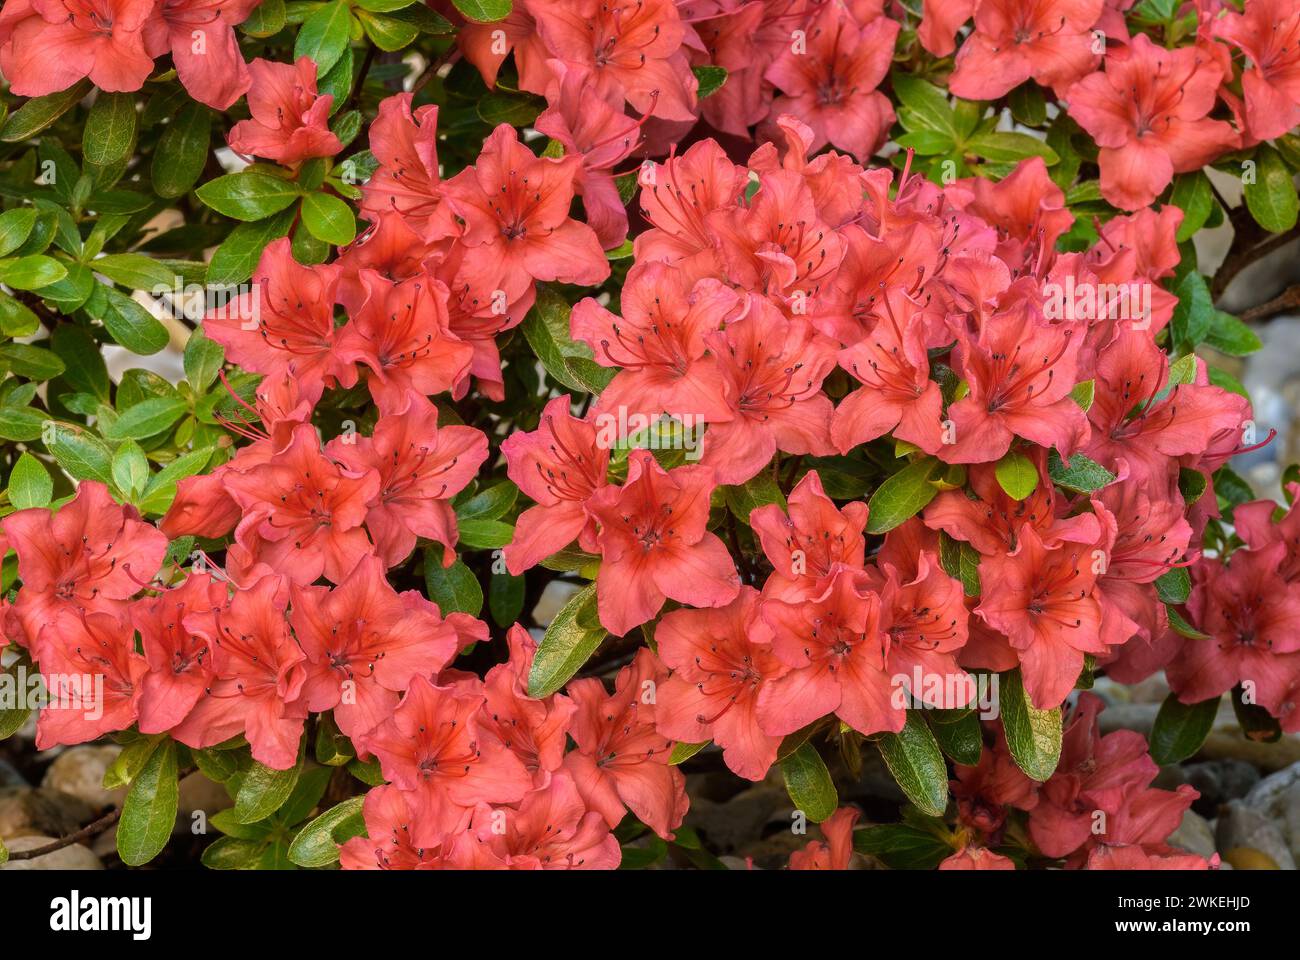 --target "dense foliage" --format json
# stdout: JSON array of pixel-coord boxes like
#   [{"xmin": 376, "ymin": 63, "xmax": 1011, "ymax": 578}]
[{"xmin": 0, "ymin": 0, "xmax": 1298, "ymax": 870}]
